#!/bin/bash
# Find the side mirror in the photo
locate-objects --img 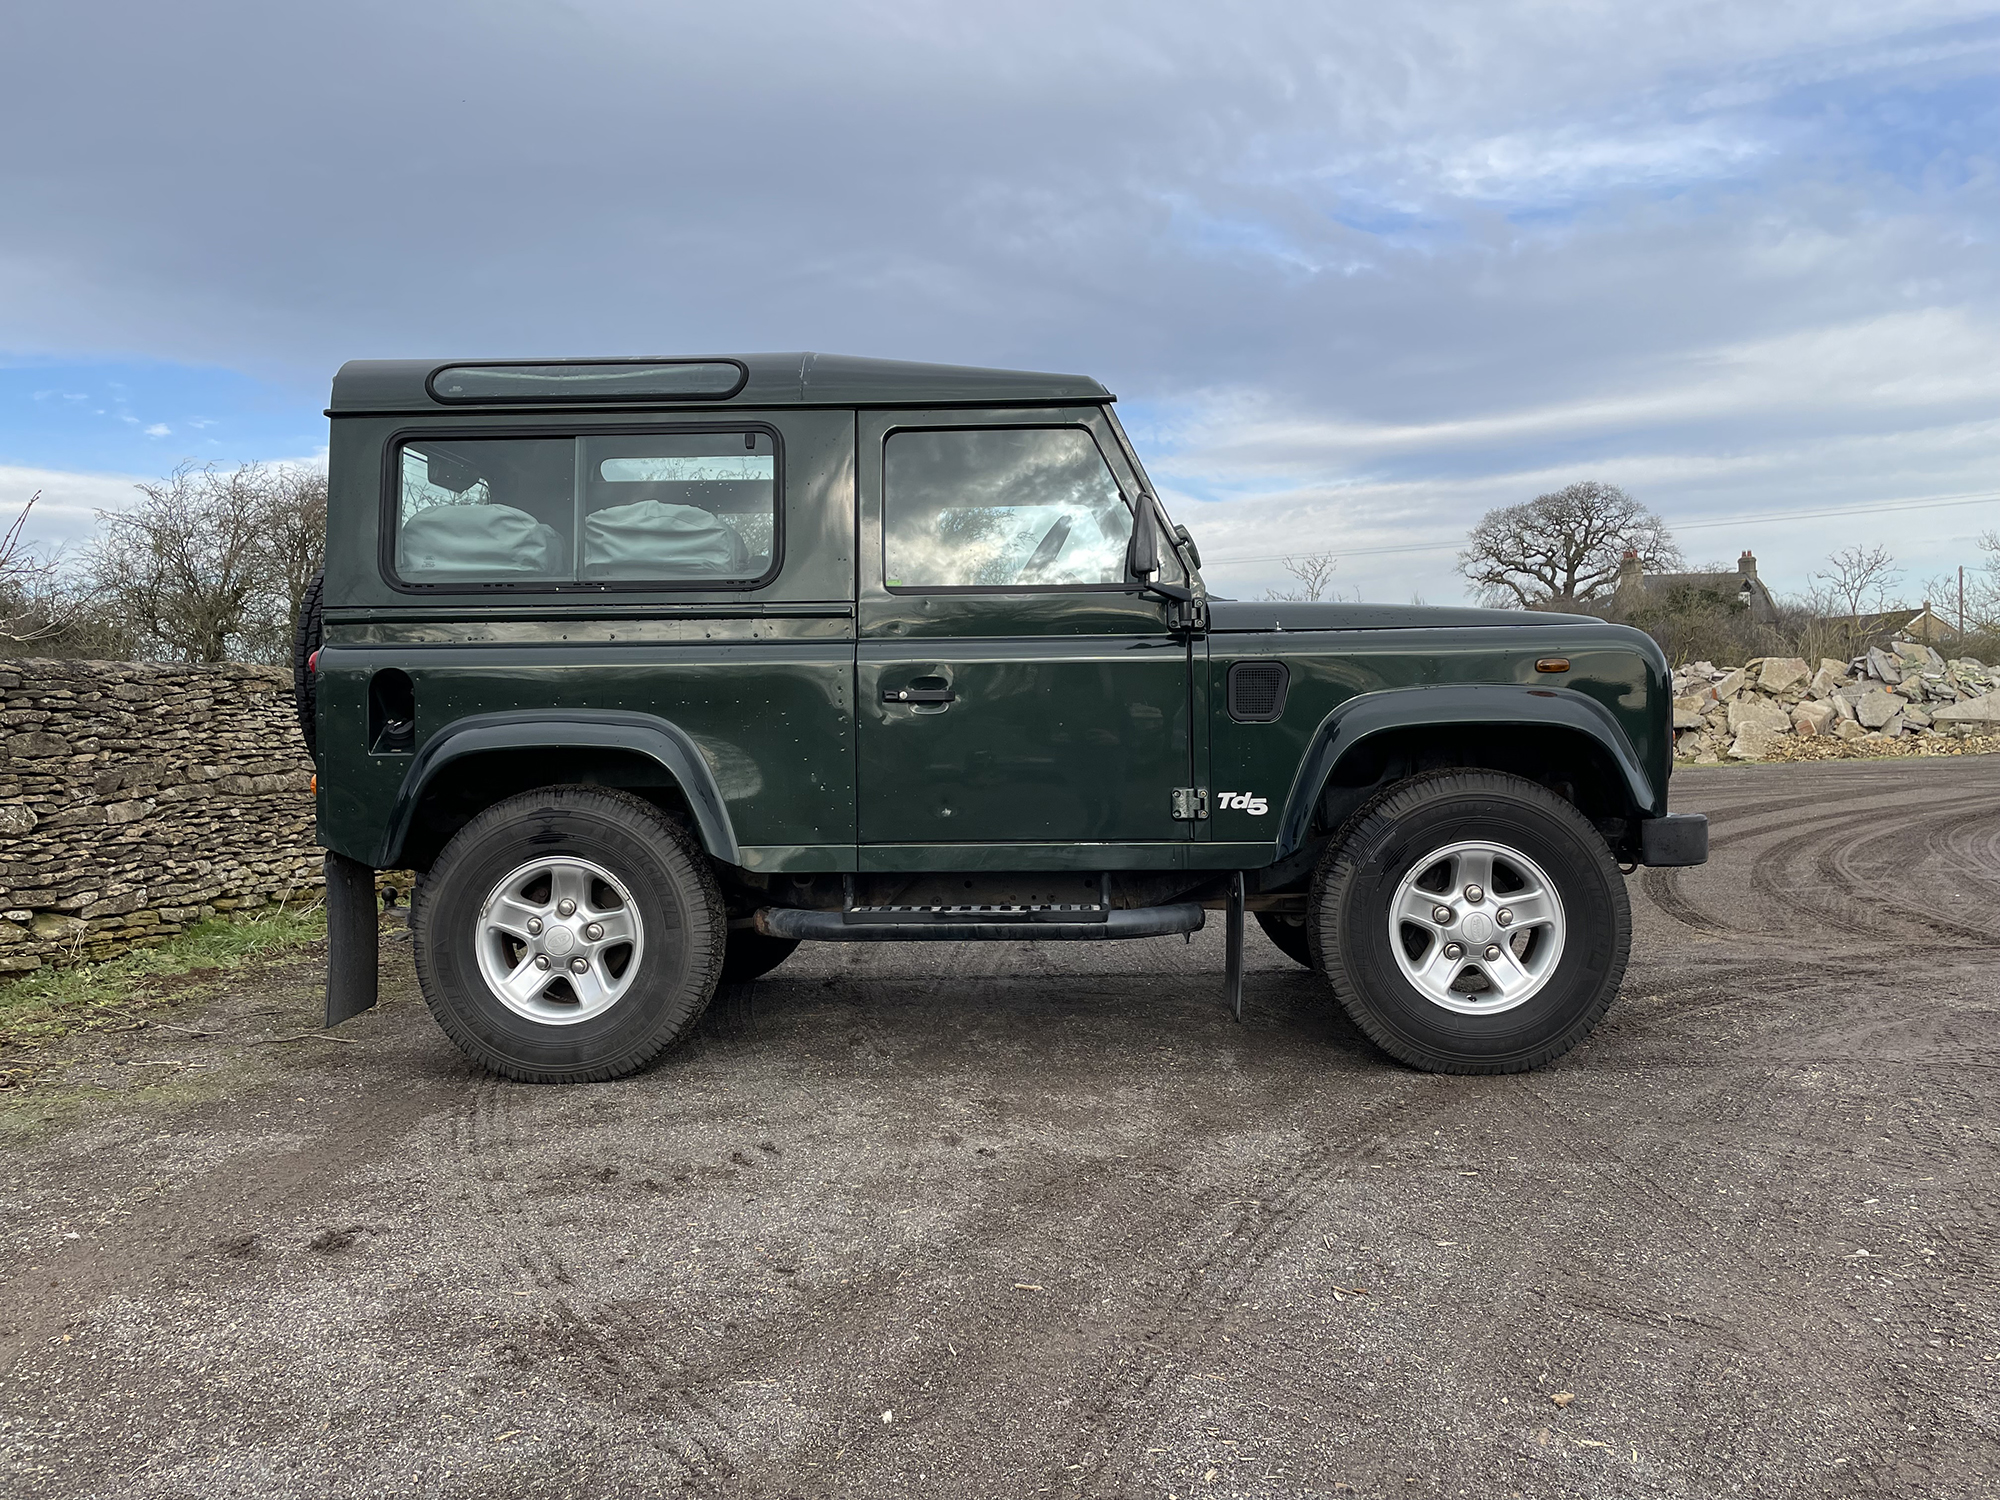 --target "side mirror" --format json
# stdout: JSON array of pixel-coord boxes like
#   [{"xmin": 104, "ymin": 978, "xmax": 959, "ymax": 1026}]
[
  {"xmin": 1174, "ymin": 523, "xmax": 1202, "ymax": 572},
  {"xmin": 1128, "ymin": 496, "xmax": 1160, "ymax": 577}
]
